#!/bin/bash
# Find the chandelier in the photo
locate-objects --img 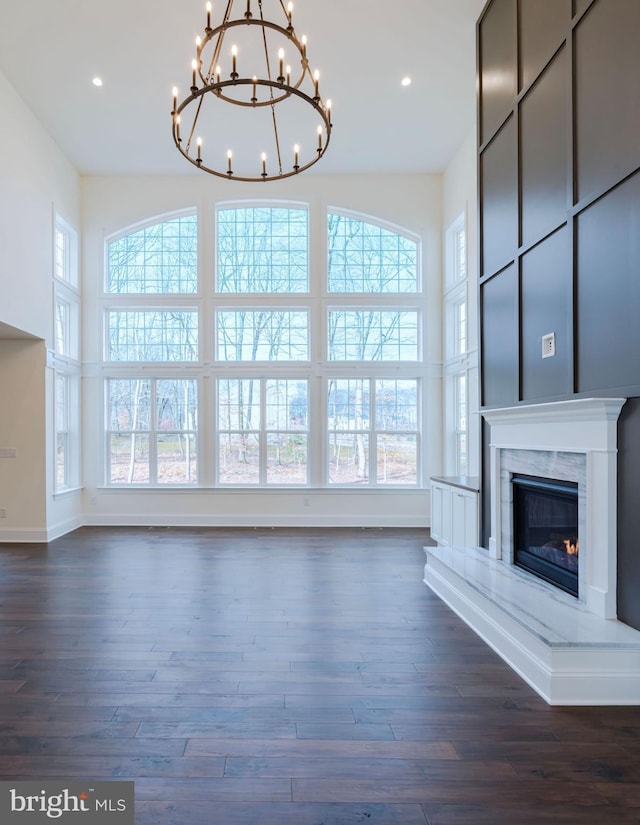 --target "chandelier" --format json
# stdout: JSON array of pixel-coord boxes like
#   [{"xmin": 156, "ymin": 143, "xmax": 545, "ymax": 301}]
[{"xmin": 171, "ymin": 0, "xmax": 333, "ymax": 182}]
